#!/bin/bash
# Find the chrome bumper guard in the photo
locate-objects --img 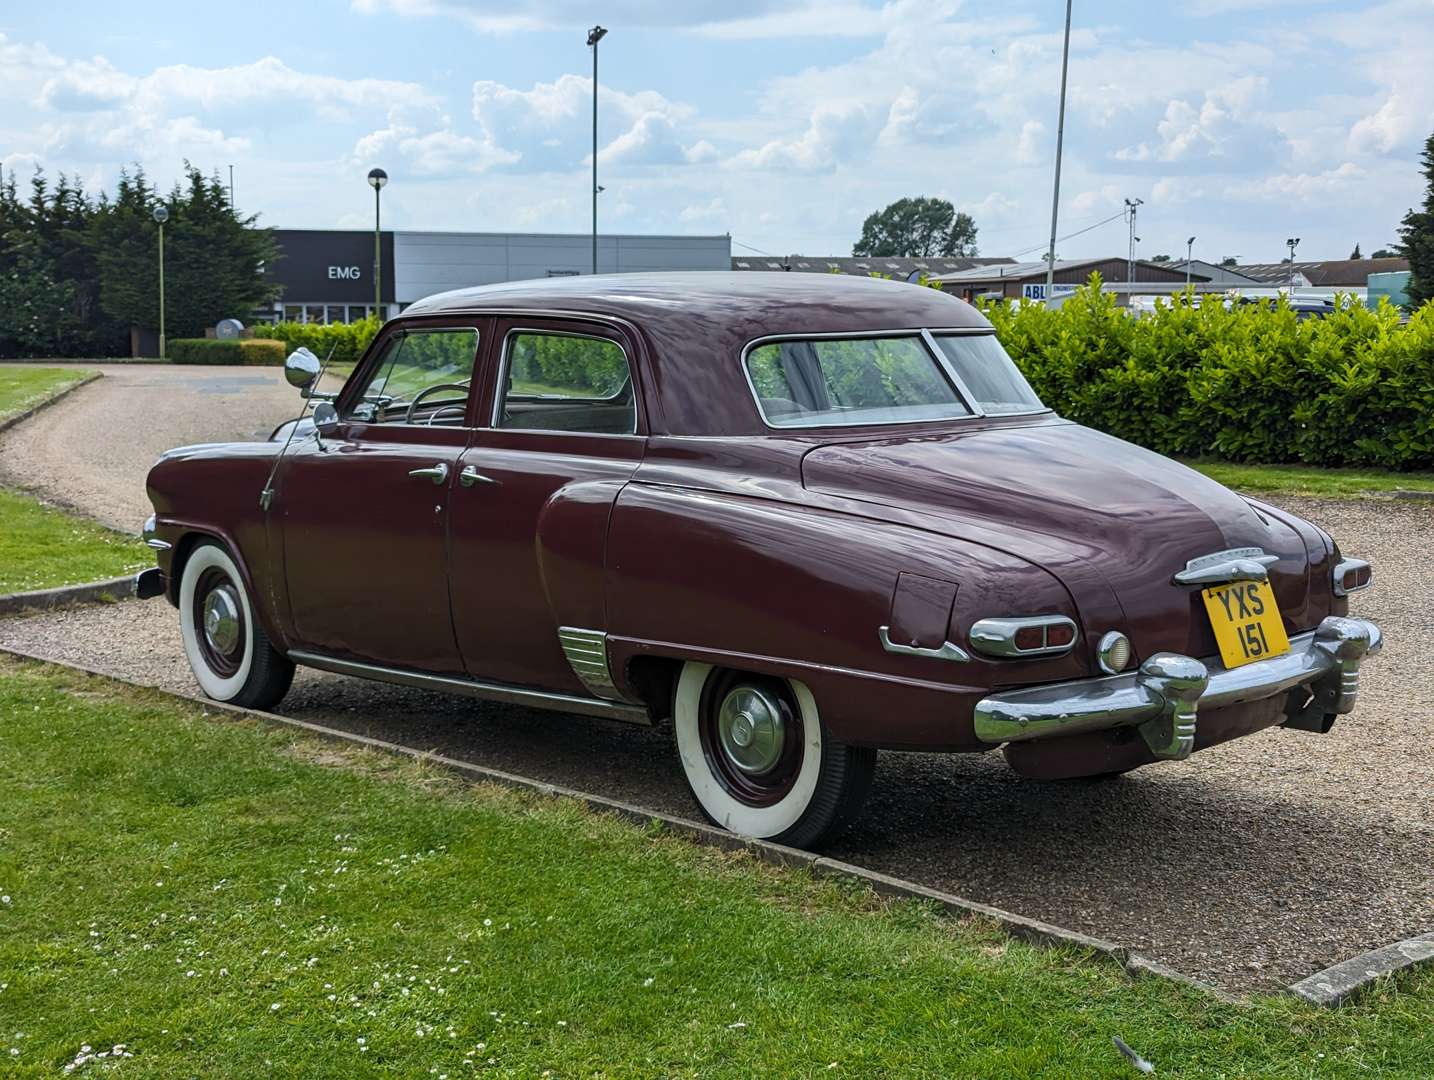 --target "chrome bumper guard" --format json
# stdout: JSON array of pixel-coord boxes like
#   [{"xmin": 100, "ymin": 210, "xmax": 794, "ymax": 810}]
[{"xmin": 973, "ymin": 616, "xmax": 1382, "ymax": 762}]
